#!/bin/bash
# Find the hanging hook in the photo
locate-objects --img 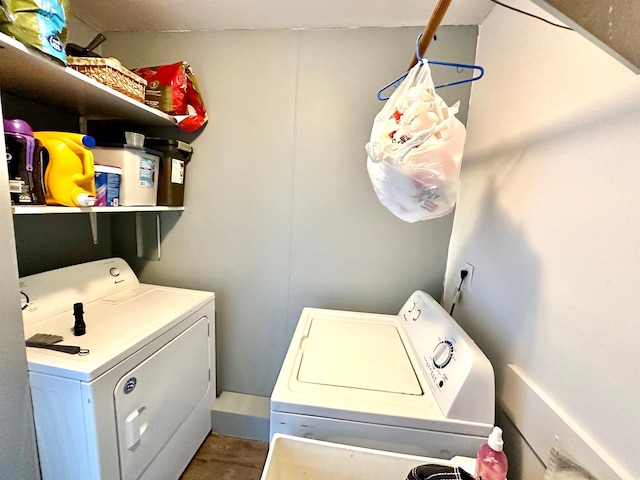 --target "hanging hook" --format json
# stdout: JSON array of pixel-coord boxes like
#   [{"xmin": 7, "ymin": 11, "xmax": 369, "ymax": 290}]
[
  {"xmin": 427, "ymin": 59, "xmax": 484, "ymax": 89},
  {"xmin": 415, "ymin": 34, "xmax": 425, "ymax": 65},
  {"xmin": 376, "ymin": 34, "xmax": 485, "ymax": 101},
  {"xmin": 377, "ymin": 73, "xmax": 410, "ymax": 101}
]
